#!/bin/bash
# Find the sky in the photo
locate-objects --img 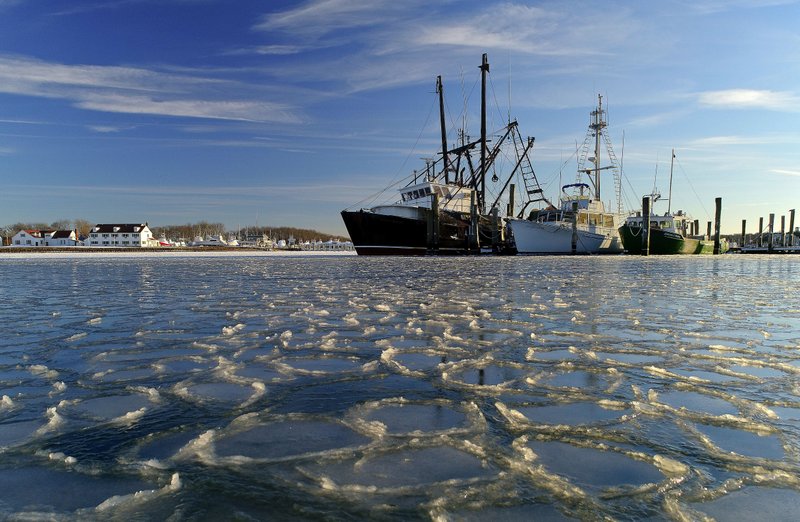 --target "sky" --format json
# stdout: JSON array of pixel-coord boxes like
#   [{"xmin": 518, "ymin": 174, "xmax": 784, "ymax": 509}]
[{"xmin": 1, "ymin": 0, "xmax": 799, "ymax": 237}]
